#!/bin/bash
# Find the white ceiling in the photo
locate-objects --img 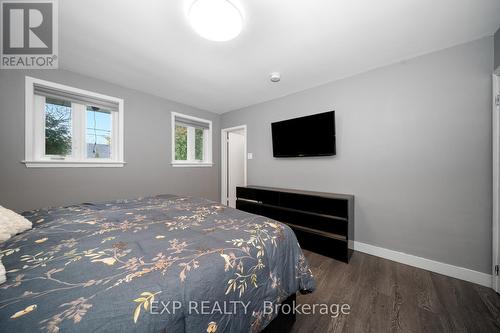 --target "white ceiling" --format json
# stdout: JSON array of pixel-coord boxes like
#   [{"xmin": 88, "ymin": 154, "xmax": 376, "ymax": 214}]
[{"xmin": 60, "ymin": 0, "xmax": 500, "ymax": 113}]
